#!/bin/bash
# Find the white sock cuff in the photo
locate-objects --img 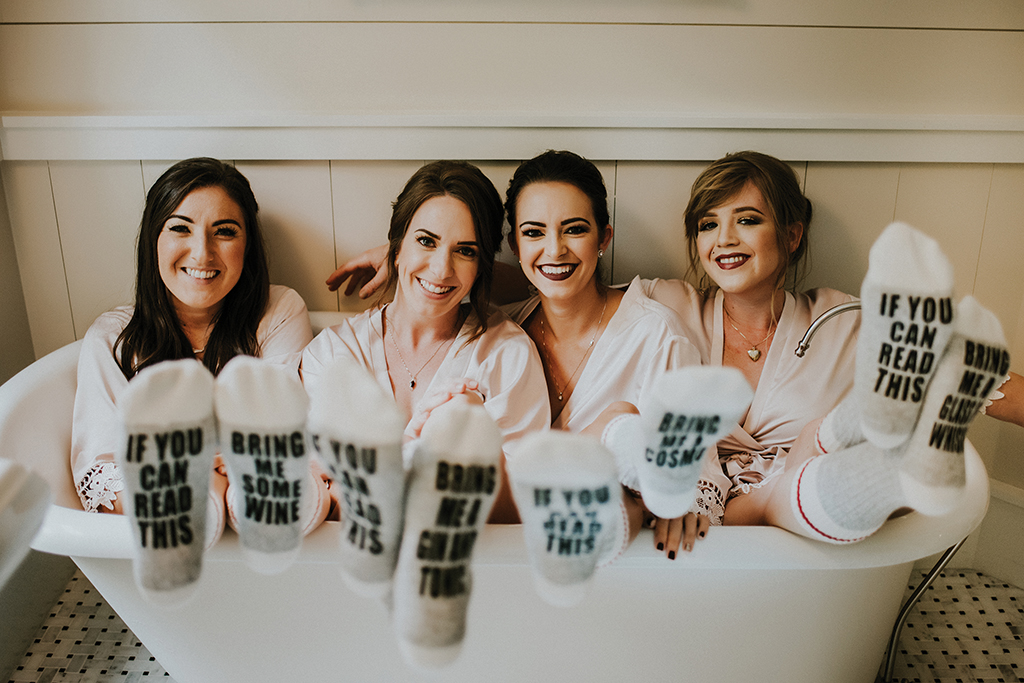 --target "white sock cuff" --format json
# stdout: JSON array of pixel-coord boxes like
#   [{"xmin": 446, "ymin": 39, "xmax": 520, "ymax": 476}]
[
  {"xmin": 596, "ymin": 497, "xmax": 630, "ymax": 569},
  {"xmin": 790, "ymin": 458, "xmax": 876, "ymax": 545},
  {"xmin": 600, "ymin": 413, "xmax": 642, "ymax": 488}
]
